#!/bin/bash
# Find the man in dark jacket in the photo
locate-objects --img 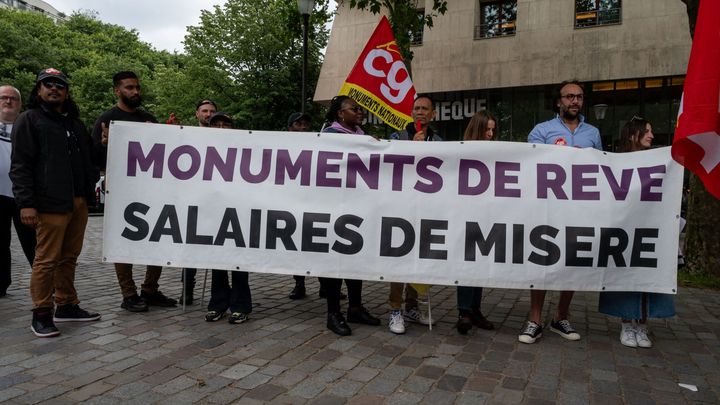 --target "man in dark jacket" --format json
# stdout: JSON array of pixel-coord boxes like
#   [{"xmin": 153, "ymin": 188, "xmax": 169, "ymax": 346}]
[
  {"xmin": 91, "ymin": 71, "xmax": 177, "ymax": 312},
  {"xmin": 10, "ymin": 68, "xmax": 101, "ymax": 338}
]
